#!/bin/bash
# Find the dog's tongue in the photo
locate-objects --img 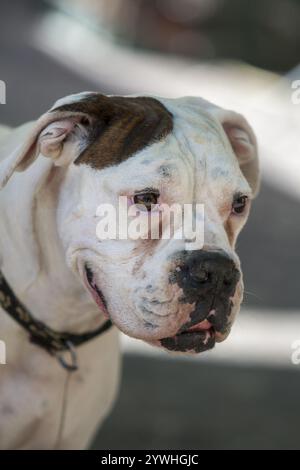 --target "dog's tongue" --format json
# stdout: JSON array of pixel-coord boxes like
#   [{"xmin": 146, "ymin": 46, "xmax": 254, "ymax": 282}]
[{"xmin": 187, "ymin": 320, "xmax": 212, "ymax": 332}]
